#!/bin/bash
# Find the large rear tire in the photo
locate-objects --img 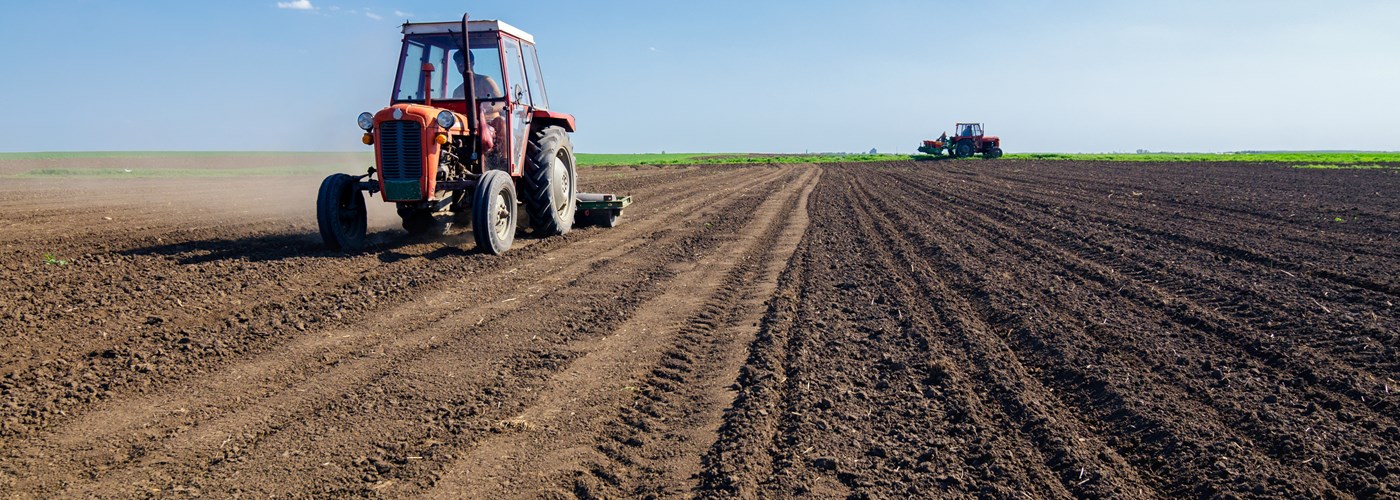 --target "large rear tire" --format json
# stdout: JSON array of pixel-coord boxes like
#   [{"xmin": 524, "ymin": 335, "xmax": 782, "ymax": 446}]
[
  {"xmin": 471, "ymin": 170, "xmax": 517, "ymax": 255},
  {"xmin": 522, "ymin": 126, "xmax": 577, "ymax": 237},
  {"xmin": 317, "ymin": 174, "xmax": 367, "ymax": 251},
  {"xmin": 954, "ymin": 141, "xmax": 974, "ymax": 158}
]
